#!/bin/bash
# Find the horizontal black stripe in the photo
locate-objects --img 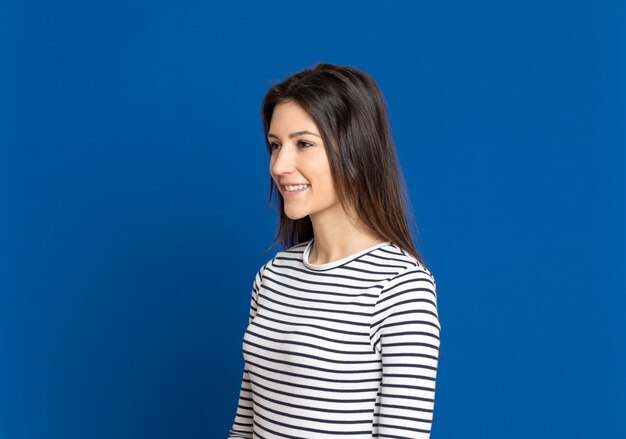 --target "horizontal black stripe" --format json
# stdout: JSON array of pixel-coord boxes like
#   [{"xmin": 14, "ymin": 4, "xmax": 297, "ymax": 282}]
[
  {"xmin": 384, "ymin": 329, "xmax": 441, "ymax": 341},
  {"xmin": 255, "ymin": 313, "xmax": 365, "ymax": 337},
  {"xmin": 252, "ymin": 379, "xmax": 378, "ymax": 405},
  {"xmin": 254, "ymin": 410, "xmax": 372, "ymax": 435},
  {"xmin": 265, "ymin": 283, "xmax": 372, "ymax": 316},
  {"xmin": 243, "ymin": 349, "xmax": 382, "ymax": 375},
  {"xmin": 265, "ymin": 265, "xmax": 385, "ymax": 293},
  {"xmin": 373, "ymin": 296, "xmax": 438, "ymax": 318},
  {"xmin": 271, "ymin": 261, "xmax": 390, "ymax": 283},
  {"xmin": 246, "ymin": 358, "xmax": 381, "ymax": 384},
  {"xmin": 245, "ymin": 339, "xmax": 381, "ymax": 365},
  {"xmin": 257, "ymin": 299, "xmax": 371, "ymax": 327},
  {"xmin": 247, "ymin": 328, "xmax": 374, "ymax": 356},
  {"xmin": 251, "ymin": 320, "xmax": 372, "ymax": 347},
  {"xmin": 374, "ymin": 422, "xmax": 432, "ymax": 434},
  {"xmin": 249, "ymin": 368, "xmax": 379, "ymax": 394},
  {"xmin": 376, "ymin": 402, "xmax": 434, "ymax": 413},
  {"xmin": 252, "ymin": 387, "xmax": 375, "ymax": 414},
  {"xmin": 252, "ymin": 397, "xmax": 372, "ymax": 424},
  {"xmin": 382, "ymin": 341, "xmax": 439, "ymax": 351}
]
